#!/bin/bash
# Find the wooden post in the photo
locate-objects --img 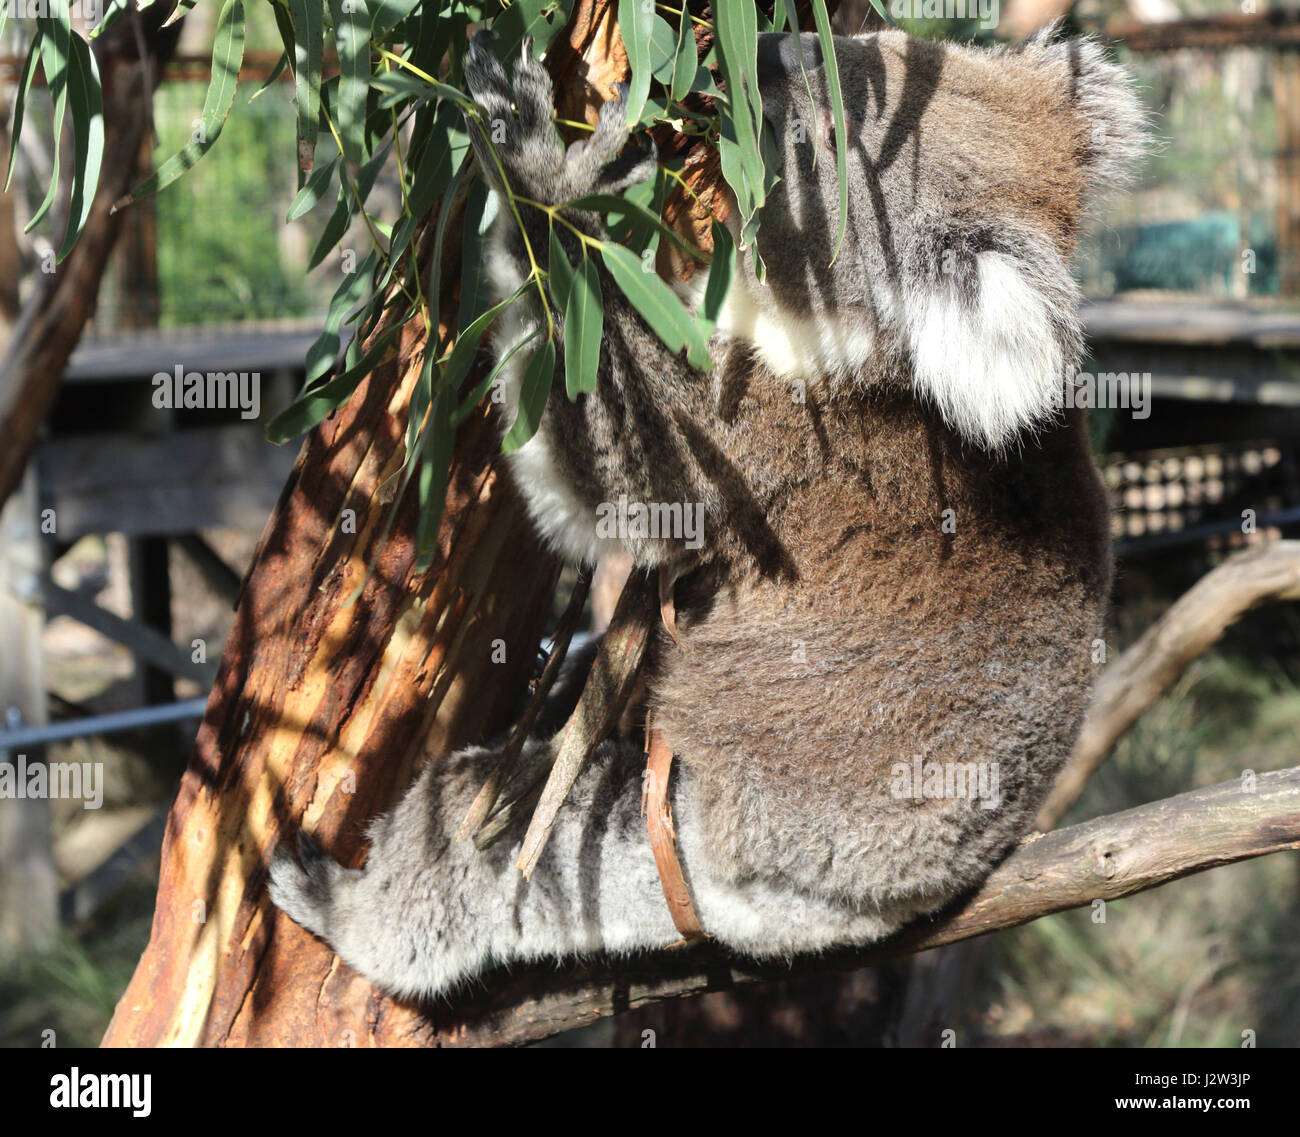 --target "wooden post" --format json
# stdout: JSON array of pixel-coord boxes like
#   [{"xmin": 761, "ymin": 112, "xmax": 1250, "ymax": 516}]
[
  {"xmin": 1276, "ymin": 51, "xmax": 1300, "ymax": 299},
  {"xmin": 0, "ymin": 469, "xmax": 56, "ymax": 959}
]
